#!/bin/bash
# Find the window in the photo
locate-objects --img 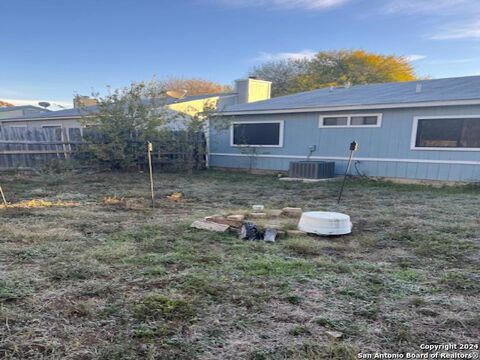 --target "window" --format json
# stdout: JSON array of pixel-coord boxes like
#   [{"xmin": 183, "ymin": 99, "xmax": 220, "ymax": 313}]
[
  {"xmin": 323, "ymin": 117, "xmax": 348, "ymax": 126},
  {"xmin": 319, "ymin": 114, "xmax": 381, "ymax": 127},
  {"xmin": 42, "ymin": 125, "xmax": 63, "ymax": 141},
  {"xmin": 413, "ymin": 117, "xmax": 480, "ymax": 150},
  {"xmin": 68, "ymin": 128, "xmax": 82, "ymax": 142},
  {"xmin": 5, "ymin": 126, "xmax": 27, "ymax": 135},
  {"xmin": 231, "ymin": 121, "xmax": 283, "ymax": 147},
  {"xmin": 351, "ymin": 116, "xmax": 379, "ymax": 126},
  {"xmin": 6, "ymin": 125, "xmax": 27, "ymax": 130}
]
